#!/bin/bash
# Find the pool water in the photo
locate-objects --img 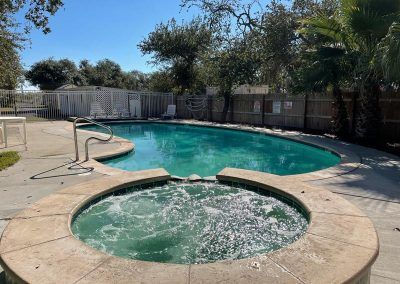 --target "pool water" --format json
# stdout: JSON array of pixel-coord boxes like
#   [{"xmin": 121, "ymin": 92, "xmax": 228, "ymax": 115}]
[
  {"xmin": 72, "ymin": 182, "xmax": 308, "ymax": 264},
  {"xmin": 84, "ymin": 122, "xmax": 340, "ymax": 177}
]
